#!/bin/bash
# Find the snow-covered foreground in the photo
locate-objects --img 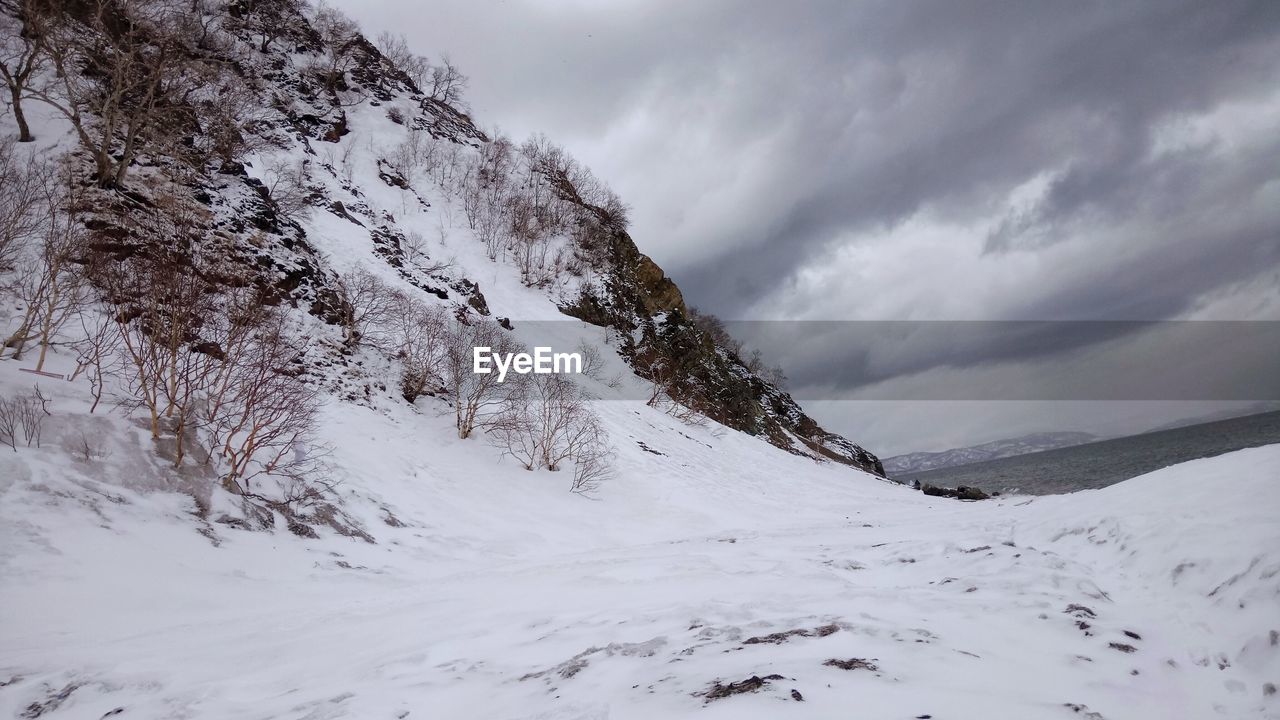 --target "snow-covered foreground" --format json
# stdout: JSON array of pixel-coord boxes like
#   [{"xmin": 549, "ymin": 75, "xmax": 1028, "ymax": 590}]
[{"xmin": 2, "ymin": 374, "xmax": 1278, "ymax": 719}]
